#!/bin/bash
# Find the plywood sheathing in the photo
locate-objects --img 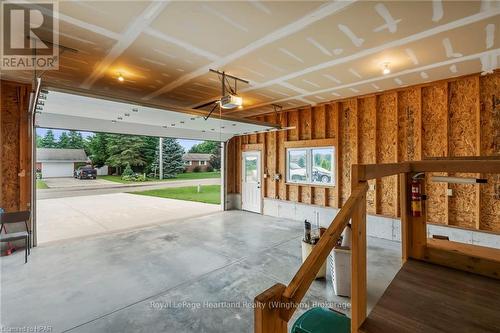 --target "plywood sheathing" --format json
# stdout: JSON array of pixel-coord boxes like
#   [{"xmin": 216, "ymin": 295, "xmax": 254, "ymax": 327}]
[
  {"xmin": 226, "ymin": 73, "xmax": 500, "ymax": 233},
  {"xmin": 376, "ymin": 93, "xmax": 397, "ymax": 216},
  {"xmin": 422, "ymin": 82, "xmax": 448, "ymax": 225},
  {"xmin": 340, "ymin": 99, "xmax": 357, "ymax": 205},
  {"xmin": 0, "ymin": 80, "xmax": 31, "ymax": 212},
  {"xmin": 358, "ymin": 96, "xmax": 377, "ymax": 214},
  {"xmin": 447, "ymin": 78, "xmax": 480, "ymax": 228},
  {"xmin": 479, "ymin": 74, "xmax": 500, "ymax": 232},
  {"xmin": 397, "ymin": 88, "xmax": 422, "ymax": 162}
]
